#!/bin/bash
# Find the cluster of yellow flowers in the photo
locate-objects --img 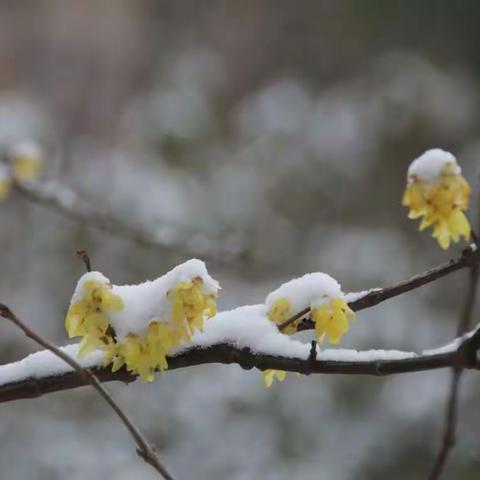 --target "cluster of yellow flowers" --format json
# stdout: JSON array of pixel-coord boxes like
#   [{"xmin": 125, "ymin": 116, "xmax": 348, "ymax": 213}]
[
  {"xmin": 62, "ymin": 149, "xmax": 472, "ymax": 388},
  {"xmin": 65, "ymin": 268, "xmax": 218, "ymax": 382},
  {"xmin": 0, "ymin": 141, "xmax": 43, "ymax": 201},
  {"xmin": 403, "ymin": 149, "xmax": 471, "ymax": 249},
  {"xmin": 65, "ymin": 276, "xmax": 123, "ymax": 357},
  {"xmin": 263, "ymin": 273, "xmax": 355, "ymax": 387}
]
